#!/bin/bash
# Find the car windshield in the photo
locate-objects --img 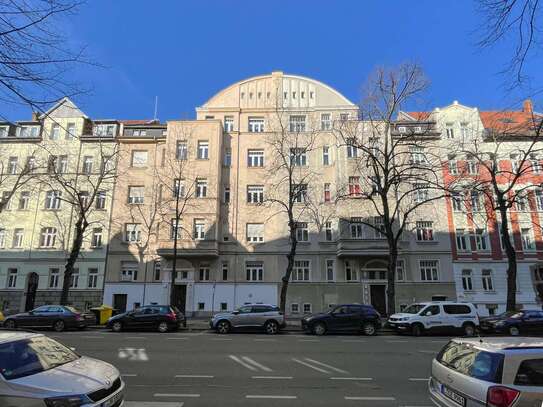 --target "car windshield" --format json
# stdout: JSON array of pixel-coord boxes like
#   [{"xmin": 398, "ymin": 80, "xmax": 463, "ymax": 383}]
[
  {"xmin": 495, "ymin": 311, "xmax": 517, "ymax": 318},
  {"xmin": 64, "ymin": 306, "xmax": 78, "ymax": 313},
  {"xmin": 403, "ymin": 304, "xmax": 425, "ymax": 314},
  {"xmin": 0, "ymin": 336, "xmax": 79, "ymax": 380}
]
